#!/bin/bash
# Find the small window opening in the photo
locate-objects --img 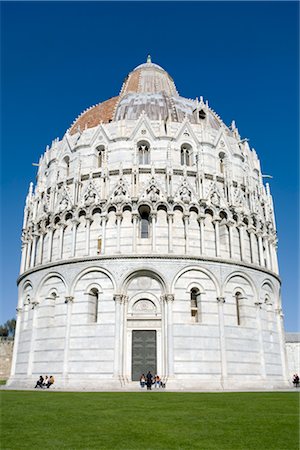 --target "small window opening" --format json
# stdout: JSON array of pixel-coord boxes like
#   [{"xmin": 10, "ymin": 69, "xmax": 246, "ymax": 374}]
[
  {"xmin": 141, "ymin": 212, "xmax": 150, "ymax": 238},
  {"xmin": 63, "ymin": 156, "xmax": 70, "ymax": 177},
  {"xmin": 191, "ymin": 288, "xmax": 200, "ymax": 323},
  {"xmin": 219, "ymin": 152, "xmax": 225, "ymax": 174},
  {"xmin": 138, "ymin": 142, "xmax": 150, "ymax": 165},
  {"xmin": 97, "ymin": 237, "xmax": 102, "ymax": 254},
  {"xmin": 235, "ymin": 292, "xmax": 242, "ymax": 326},
  {"xmin": 97, "ymin": 146, "xmax": 105, "ymax": 168},
  {"xmin": 89, "ymin": 288, "xmax": 99, "ymax": 323},
  {"xmin": 181, "ymin": 144, "xmax": 192, "ymax": 166},
  {"xmin": 199, "ymin": 109, "xmax": 206, "ymax": 120}
]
